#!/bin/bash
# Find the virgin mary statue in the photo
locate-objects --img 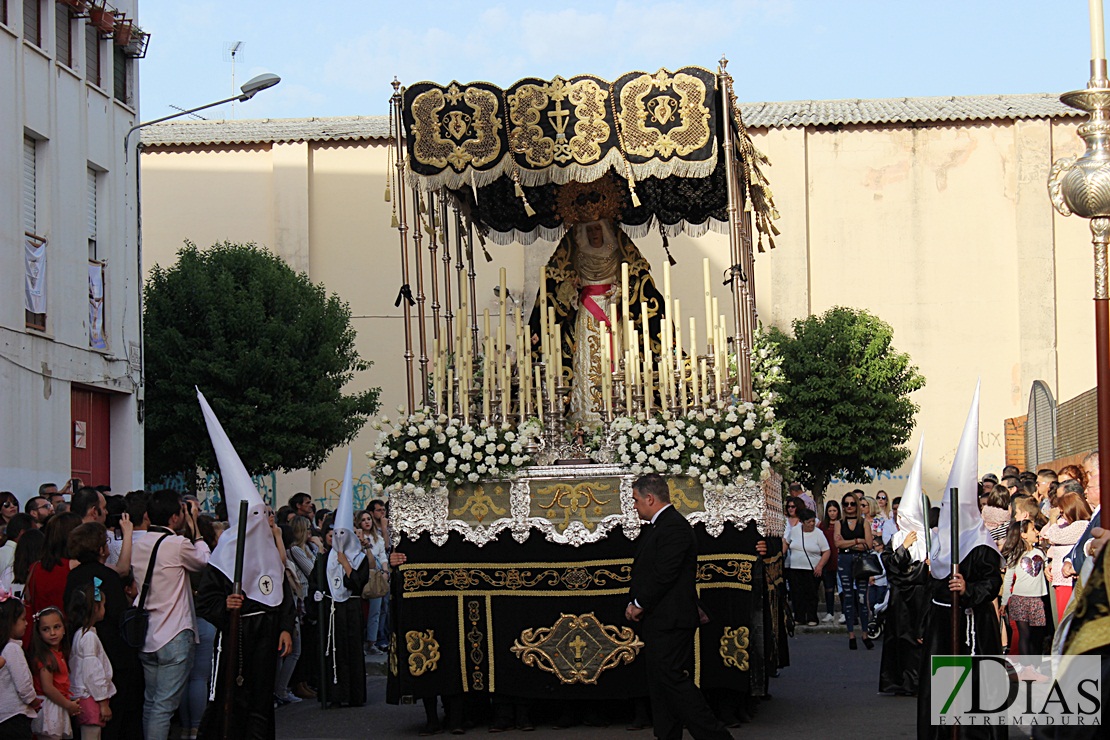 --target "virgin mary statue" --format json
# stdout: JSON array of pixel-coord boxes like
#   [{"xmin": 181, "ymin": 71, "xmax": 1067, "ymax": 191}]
[{"xmin": 528, "ymin": 176, "xmax": 665, "ymax": 428}]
